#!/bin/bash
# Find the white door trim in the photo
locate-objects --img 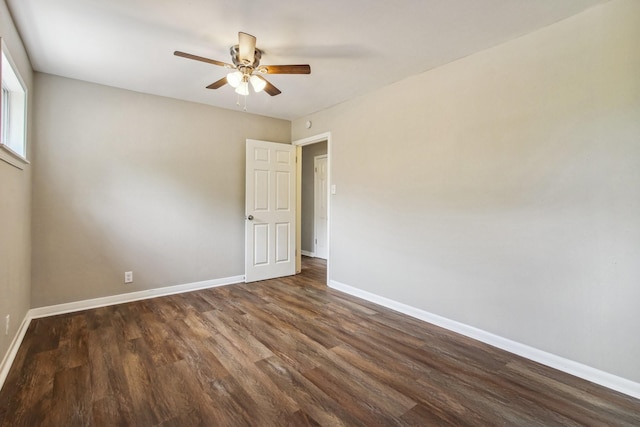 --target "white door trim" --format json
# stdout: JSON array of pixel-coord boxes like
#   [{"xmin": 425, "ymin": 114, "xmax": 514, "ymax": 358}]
[{"xmin": 293, "ymin": 132, "xmax": 331, "ymax": 284}]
